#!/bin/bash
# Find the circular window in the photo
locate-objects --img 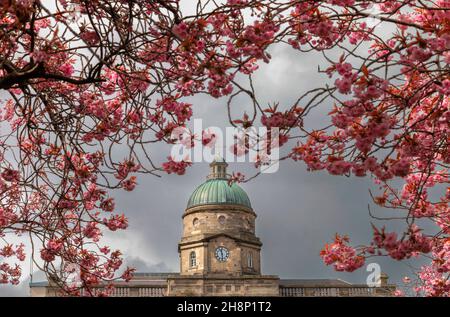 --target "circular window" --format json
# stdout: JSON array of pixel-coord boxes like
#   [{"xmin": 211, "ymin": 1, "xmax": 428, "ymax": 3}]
[
  {"xmin": 218, "ymin": 215, "xmax": 226, "ymax": 225},
  {"xmin": 193, "ymin": 218, "xmax": 199, "ymax": 227}
]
